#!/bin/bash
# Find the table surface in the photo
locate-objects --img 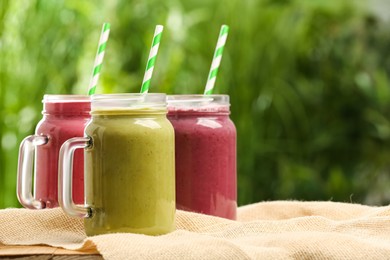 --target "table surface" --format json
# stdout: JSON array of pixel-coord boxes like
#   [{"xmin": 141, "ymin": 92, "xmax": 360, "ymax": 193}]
[{"xmin": 0, "ymin": 245, "xmax": 102, "ymax": 259}]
